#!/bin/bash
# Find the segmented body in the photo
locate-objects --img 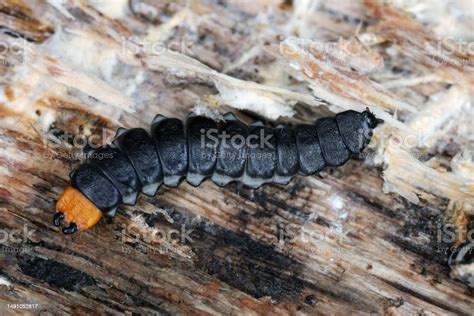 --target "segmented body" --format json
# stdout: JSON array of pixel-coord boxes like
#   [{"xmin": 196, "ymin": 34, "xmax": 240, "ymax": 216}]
[{"xmin": 67, "ymin": 110, "xmax": 377, "ymax": 218}]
